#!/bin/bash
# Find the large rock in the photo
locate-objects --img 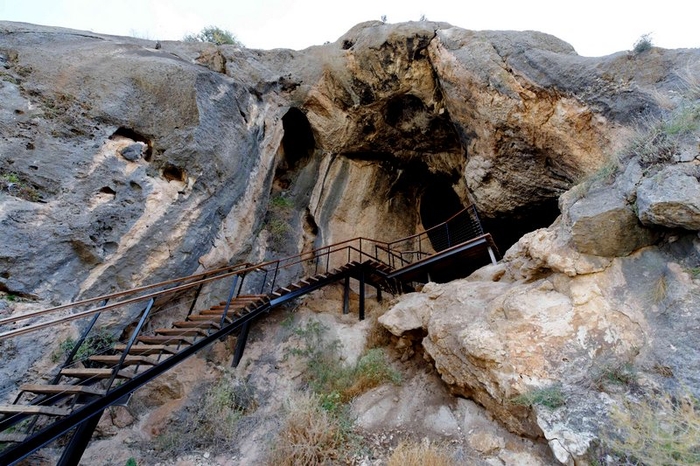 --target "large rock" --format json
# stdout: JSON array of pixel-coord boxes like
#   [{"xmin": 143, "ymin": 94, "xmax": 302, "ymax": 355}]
[
  {"xmin": 567, "ymin": 187, "xmax": 657, "ymax": 257},
  {"xmin": 637, "ymin": 164, "xmax": 700, "ymax": 230}
]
